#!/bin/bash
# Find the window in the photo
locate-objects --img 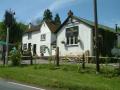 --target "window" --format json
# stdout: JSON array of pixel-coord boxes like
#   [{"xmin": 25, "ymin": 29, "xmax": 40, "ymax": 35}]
[
  {"xmin": 41, "ymin": 34, "xmax": 46, "ymax": 41},
  {"xmin": 33, "ymin": 44, "xmax": 36, "ymax": 55},
  {"xmin": 66, "ymin": 26, "xmax": 79, "ymax": 45},
  {"xmin": 23, "ymin": 44, "xmax": 27, "ymax": 50},
  {"xmin": 40, "ymin": 45, "xmax": 46, "ymax": 53},
  {"xmin": 28, "ymin": 32, "xmax": 32, "ymax": 40},
  {"xmin": 66, "ymin": 36, "xmax": 78, "ymax": 45},
  {"xmin": 28, "ymin": 43, "xmax": 31, "ymax": 50}
]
